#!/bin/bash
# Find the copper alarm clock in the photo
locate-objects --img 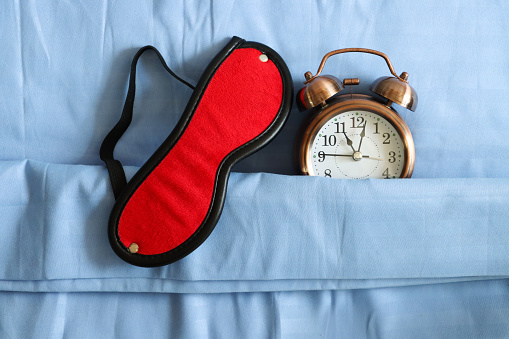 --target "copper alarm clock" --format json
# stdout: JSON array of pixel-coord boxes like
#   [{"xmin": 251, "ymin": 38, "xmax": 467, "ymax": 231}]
[{"xmin": 297, "ymin": 48, "xmax": 418, "ymax": 179}]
